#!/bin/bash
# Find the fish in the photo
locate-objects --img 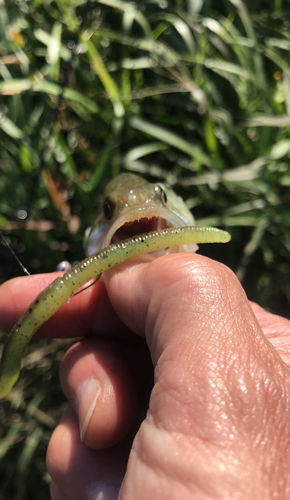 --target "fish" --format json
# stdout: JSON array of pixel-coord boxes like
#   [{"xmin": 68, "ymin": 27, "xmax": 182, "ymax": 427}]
[
  {"xmin": 85, "ymin": 173, "xmax": 198, "ymax": 256},
  {"xmin": 0, "ymin": 173, "xmax": 231, "ymax": 398}
]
